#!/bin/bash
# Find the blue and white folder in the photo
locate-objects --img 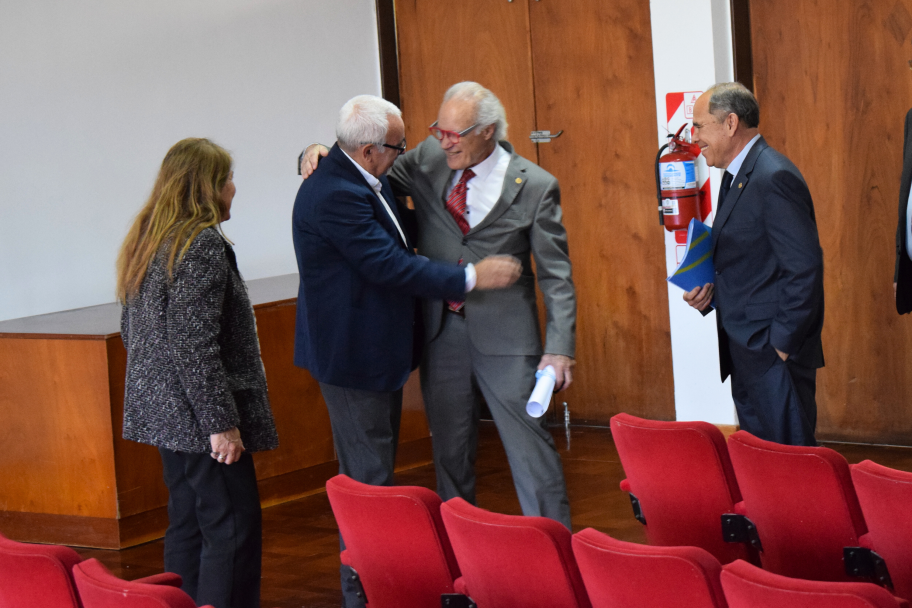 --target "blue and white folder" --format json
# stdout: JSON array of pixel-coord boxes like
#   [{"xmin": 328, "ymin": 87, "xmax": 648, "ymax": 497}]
[{"xmin": 667, "ymin": 219, "xmax": 714, "ymax": 293}]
